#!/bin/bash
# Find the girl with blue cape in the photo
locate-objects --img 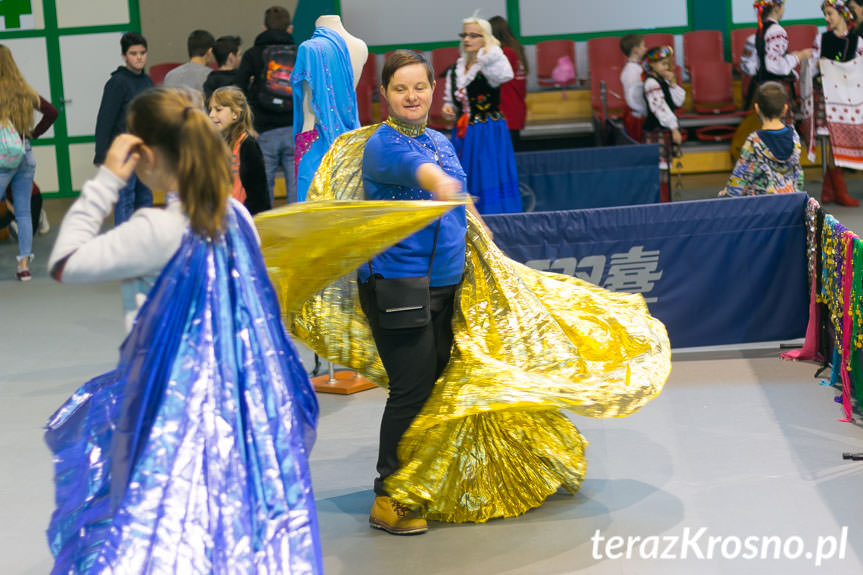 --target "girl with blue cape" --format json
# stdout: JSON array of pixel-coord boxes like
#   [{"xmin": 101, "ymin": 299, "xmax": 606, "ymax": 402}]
[{"xmin": 43, "ymin": 88, "xmax": 323, "ymax": 575}]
